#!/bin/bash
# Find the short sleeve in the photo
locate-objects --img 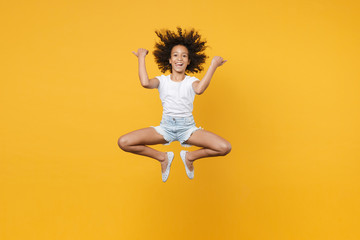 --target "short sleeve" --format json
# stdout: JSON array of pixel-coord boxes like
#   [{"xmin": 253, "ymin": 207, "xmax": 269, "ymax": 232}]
[
  {"xmin": 188, "ymin": 76, "xmax": 200, "ymax": 93},
  {"xmin": 155, "ymin": 75, "xmax": 166, "ymax": 89},
  {"xmin": 189, "ymin": 76, "xmax": 200, "ymax": 84}
]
